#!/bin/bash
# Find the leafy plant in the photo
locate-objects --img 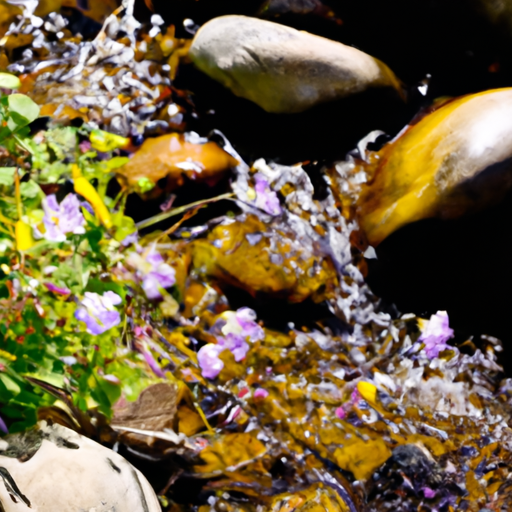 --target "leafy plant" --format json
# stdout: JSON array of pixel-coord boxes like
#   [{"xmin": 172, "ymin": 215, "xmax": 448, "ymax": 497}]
[{"xmin": 0, "ymin": 74, "xmax": 163, "ymax": 432}]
